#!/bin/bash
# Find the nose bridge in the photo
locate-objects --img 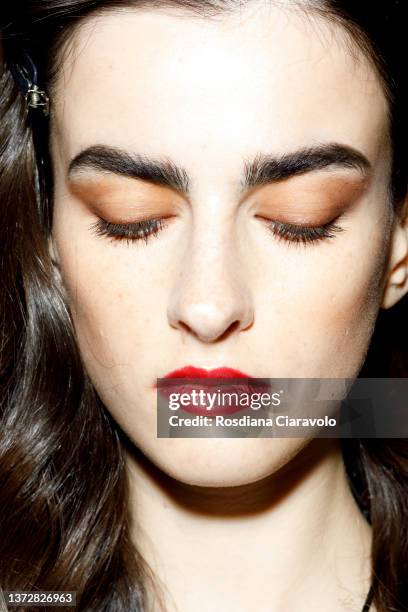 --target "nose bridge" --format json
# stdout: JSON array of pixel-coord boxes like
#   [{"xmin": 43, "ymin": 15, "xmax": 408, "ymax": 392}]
[{"xmin": 167, "ymin": 210, "xmax": 254, "ymax": 342}]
